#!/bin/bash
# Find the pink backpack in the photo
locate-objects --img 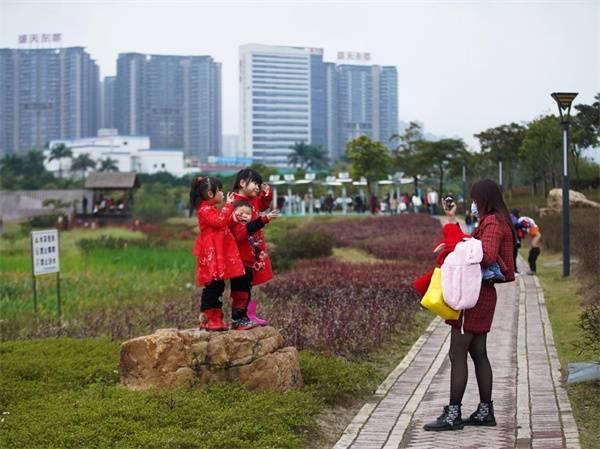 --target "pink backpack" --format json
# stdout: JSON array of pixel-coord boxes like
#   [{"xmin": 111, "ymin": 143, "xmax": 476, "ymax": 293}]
[{"xmin": 441, "ymin": 238, "xmax": 483, "ymax": 310}]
